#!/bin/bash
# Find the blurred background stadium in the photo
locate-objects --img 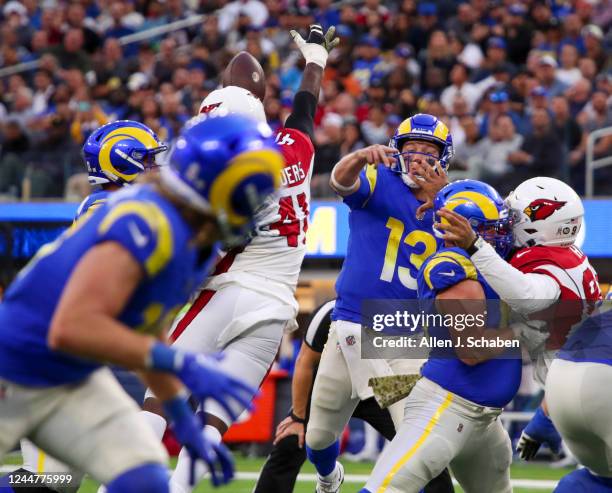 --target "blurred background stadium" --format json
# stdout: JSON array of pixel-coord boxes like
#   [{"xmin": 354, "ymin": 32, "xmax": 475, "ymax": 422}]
[{"xmin": 0, "ymin": 0, "xmax": 610, "ymax": 490}]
